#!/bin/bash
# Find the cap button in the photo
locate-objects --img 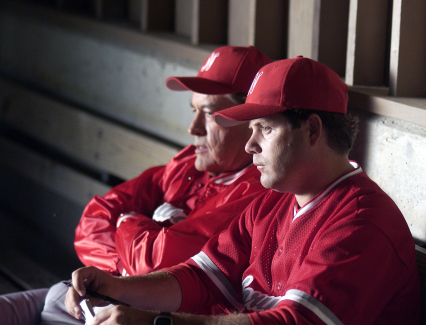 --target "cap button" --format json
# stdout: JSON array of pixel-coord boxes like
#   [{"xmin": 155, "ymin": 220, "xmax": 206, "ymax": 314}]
[{"xmin": 296, "ymin": 55, "xmax": 304, "ymax": 58}]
